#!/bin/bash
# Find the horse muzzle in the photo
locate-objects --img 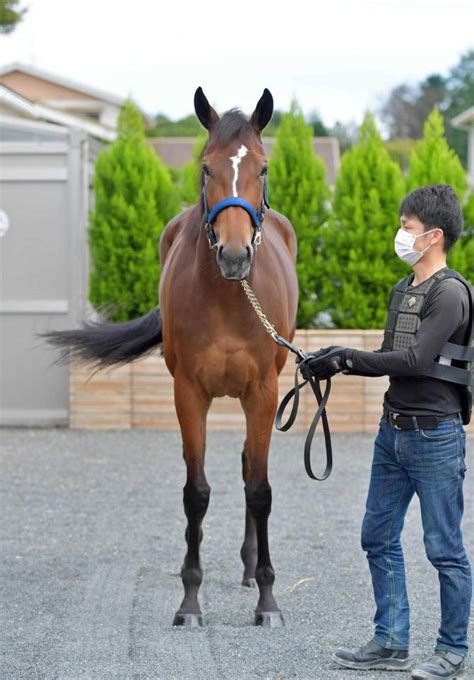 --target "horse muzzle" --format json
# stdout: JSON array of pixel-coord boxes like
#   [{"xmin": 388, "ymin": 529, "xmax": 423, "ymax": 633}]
[{"xmin": 216, "ymin": 244, "xmax": 253, "ymax": 280}]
